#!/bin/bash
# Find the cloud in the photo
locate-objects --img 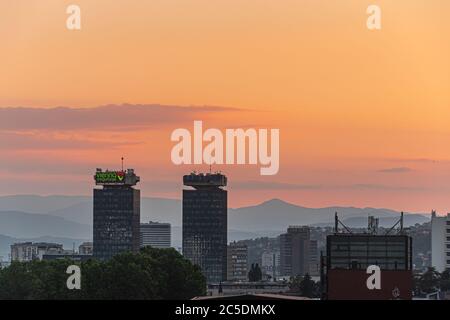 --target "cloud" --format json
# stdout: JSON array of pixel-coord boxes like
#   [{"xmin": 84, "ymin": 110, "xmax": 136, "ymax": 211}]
[
  {"xmin": 377, "ymin": 167, "xmax": 413, "ymax": 173},
  {"xmin": 387, "ymin": 158, "xmax": 439, "ymax": 164},
  {"xmin": 229, "ymin": 181, "xmax": 423, "ymax": 192},
  {"xmin": 230, "ymin": 180, "xmax": 322, "ymax": 190},
  {"xmin": 0, "ymin": 131, "xmax": 138, "ymax": 150},
  {"xmin": 0, "ymin": 157, "xmax": 101, "ymax": 175},
  {"xmin": 349, "ymin": 184, "xmax": 424, "ymax": 191},
  {"xmin": 0, "ymin": 104, "xmax": 241, "ymax": 132}
]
